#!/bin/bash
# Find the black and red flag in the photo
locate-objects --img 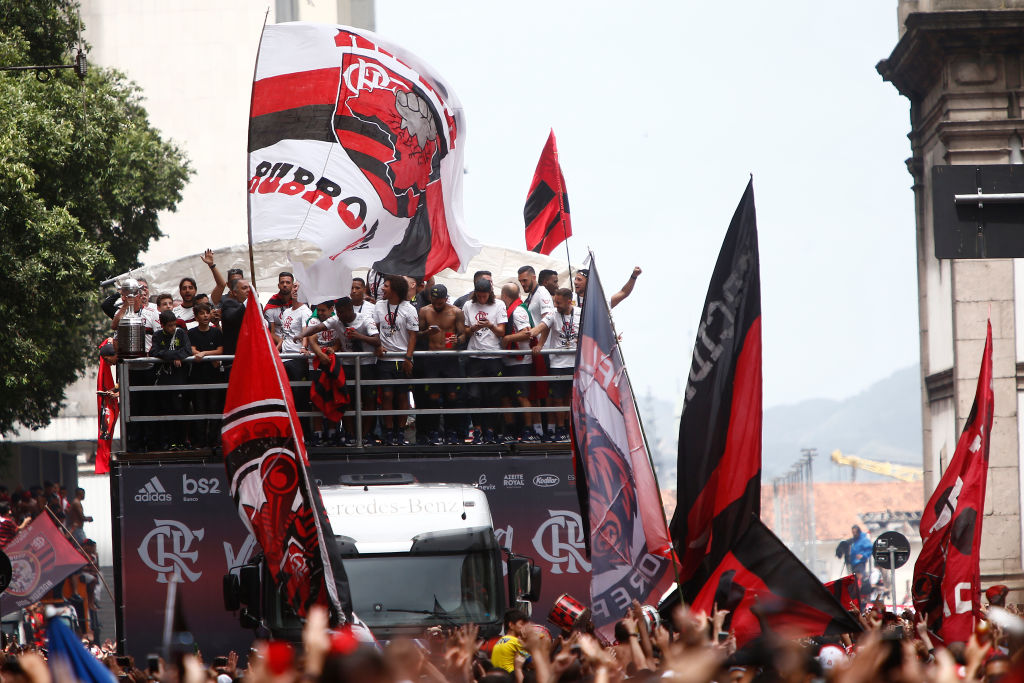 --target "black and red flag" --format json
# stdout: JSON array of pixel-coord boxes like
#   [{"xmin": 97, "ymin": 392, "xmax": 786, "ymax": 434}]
[
  {"xmin": 694, "ymin": 520, "xmax": 862, "ymax": 645},
  {"xmin": 913, "ymin": 321, "xmax": 993, "ymax": 643},
  {"xmin": 670, "ymin": 179, "xmax": 762, "ymax": 584},
  {"xmin": 221, "ymin": 290, "xmax": 352, "ymax": 624},
  {"xmin": 667, "ymin": 180, "xmax": 860, "ymax": 645},
  {"xmin": 570, "ymin": 256, "xmax": 675, "ymax": 641},
  {"xmin": 524, "ymin": 130, "xmax": 572, "ymax": 255},
  {"xmin": 824, "ymin": 574, "xmax": 862, "ymax": 613},
  {"xmin": 310, "ymin": 354, "xmax": 349, "ymax": 423}
]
